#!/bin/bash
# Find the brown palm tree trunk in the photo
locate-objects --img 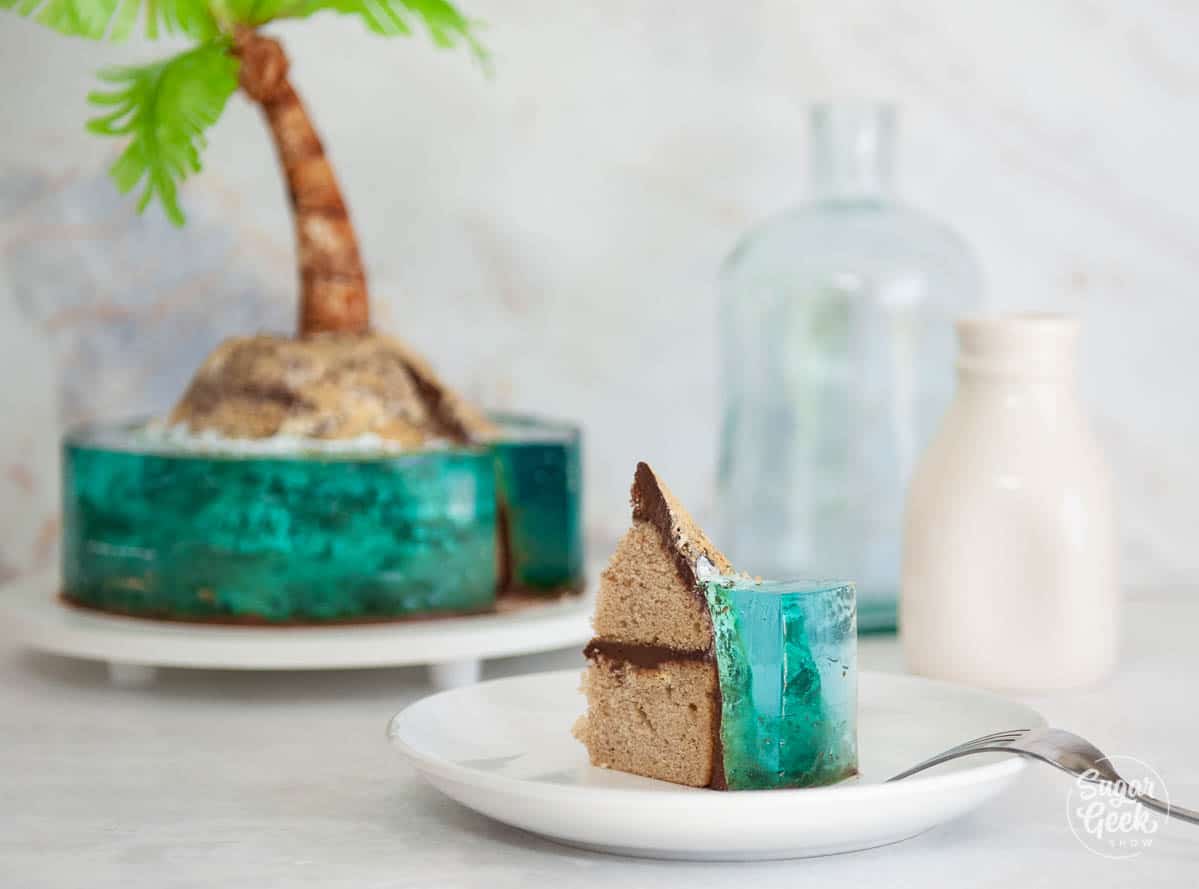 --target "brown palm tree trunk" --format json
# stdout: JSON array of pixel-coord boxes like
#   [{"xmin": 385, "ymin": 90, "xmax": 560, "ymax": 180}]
[{"xmin": 234, "ymin": 29, "xmax": 370, "ymax": 336}]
